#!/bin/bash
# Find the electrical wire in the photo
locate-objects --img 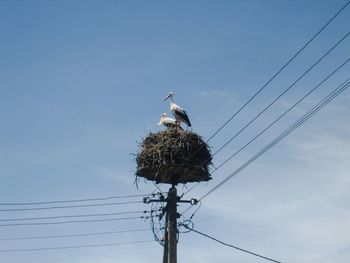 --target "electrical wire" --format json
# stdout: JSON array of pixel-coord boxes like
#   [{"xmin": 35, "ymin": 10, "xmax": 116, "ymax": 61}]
[
  {"xmin": 0, "ymin": 240, "xmax": 155, "ymax": 252},
  {"xmin": 0, "ymin": 210, "xmax": 149, "ymax": 222},
  {"xmin": 0, "ymin": 194, "xmax": 148, "ymax": 206},
  {"xmin": 150, "ymin": 203, "xmax": 165, "ymax": 245},
  {"xmin": 199, "ymin": 78, "xmax": 350, "ymax": 201},
  {"xmin": 212, "ymin": 30, "xmax": 350, "ymax": 157},
  {"xmin": 0, "ymin": 200, "xmax": 142, "ymax": 212},
  {"xmin": 184, "ymin": 226, "xmax": 282, "ymax": 263},
  {"xmin": 182, "ymin": 56, "xmax": 350, "ymax": 199},
  {"xmin": 0, "ymin": 228, "xmax": 150, "ymax": 241},
  {"xmin": 0, "ymin": 215, "xmax": 153, "ymax": 227},
  {"xmin": 213, "ymin": 58, "xmax": 350, "ymax": 172},
  {"xmin": 175, "ymin": 25, "xmax": 350, "ymax": 198},
  {"xmin": 205, "ymin": 0, "xmax": 350, "ymax": 144}
]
